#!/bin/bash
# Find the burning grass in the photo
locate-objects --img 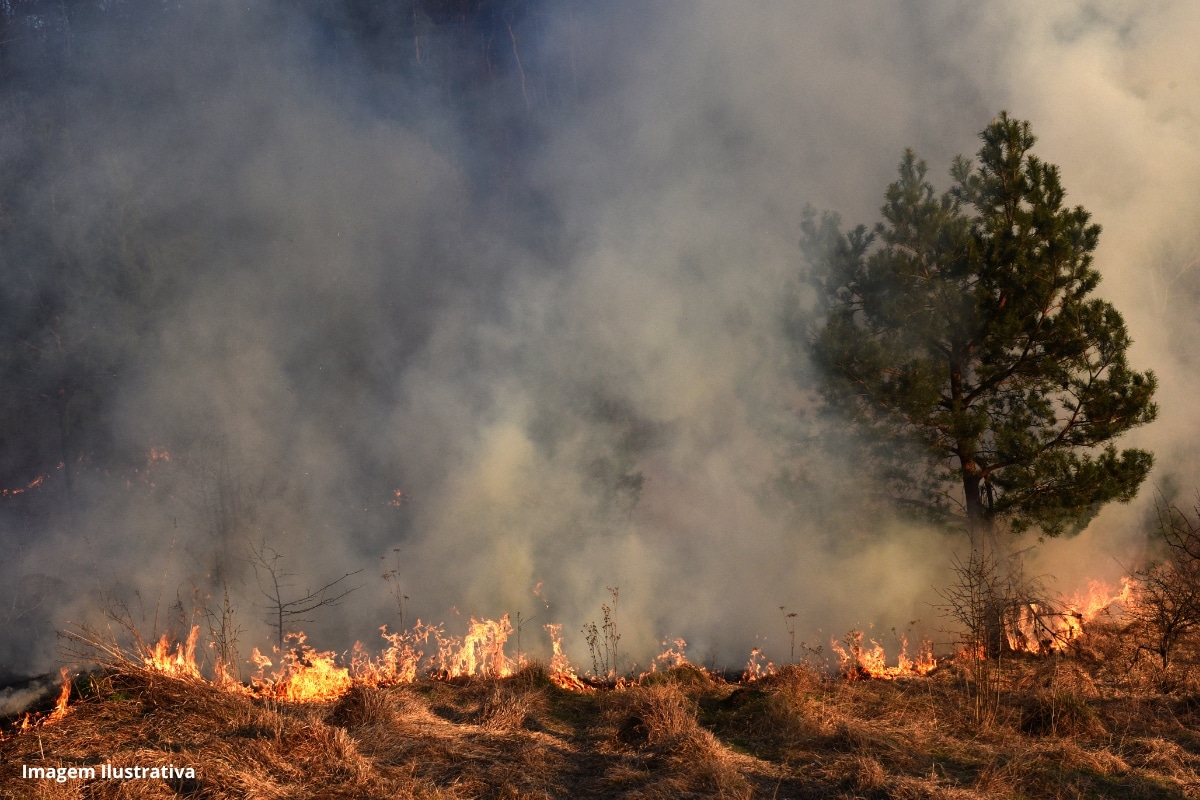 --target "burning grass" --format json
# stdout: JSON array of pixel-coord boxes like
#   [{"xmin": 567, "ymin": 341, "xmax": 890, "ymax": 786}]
[{"xmin": 6, "ymin": 616, "xmax": 1200, "ymax": 799}]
